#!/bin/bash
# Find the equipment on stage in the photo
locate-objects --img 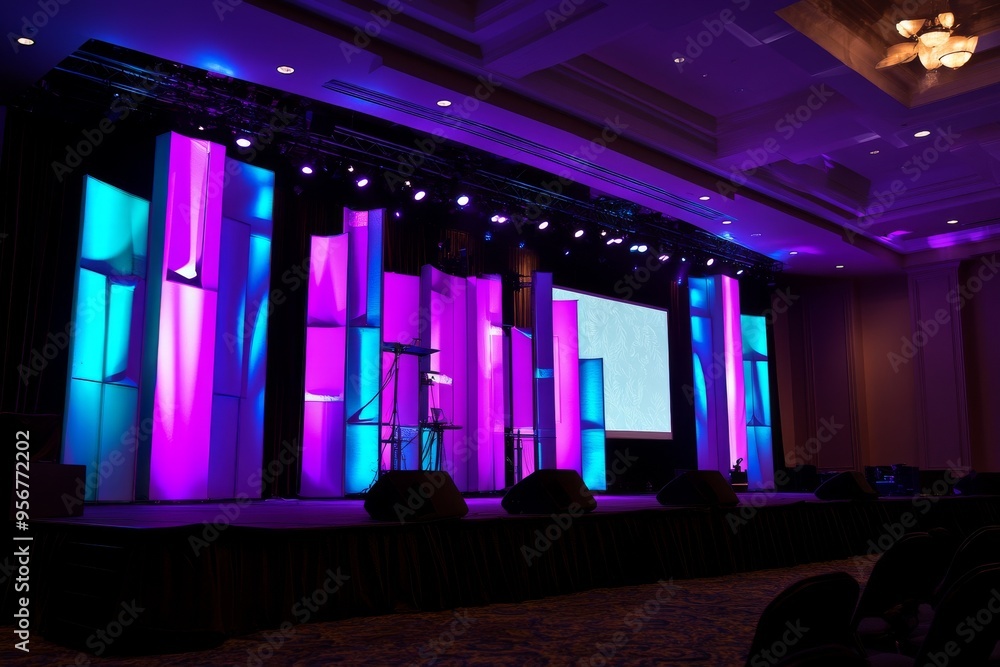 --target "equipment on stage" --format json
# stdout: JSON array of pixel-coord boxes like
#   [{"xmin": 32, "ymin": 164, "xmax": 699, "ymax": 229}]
[
  {"xmin": 419, "ymin": 409, "xmax": 462, "ymax": 472},
  {"xmin": 363, "ymin": 470, "xmax": 468, "ymax": 522},
  {"xmin": 955, "ymin": 471, "xmax": 1000, "ymax": 496},
  {"xmin": 655, "ymin": 470, "xmax": 739, "ymax": 507},
  {"xmin": 379, "ymin": 341, "xmax": 437, "ymax": 475},
  {"xmin": 864, "ymin": 464, "xmax": 920, "ymax": 496},
  {"xmin": 501, "ymin": 469, "xmax": 597, "ymax": 514},
  {"xmin": 813, "ymin": 471, "xmax": 877, "ymax": 501}
]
